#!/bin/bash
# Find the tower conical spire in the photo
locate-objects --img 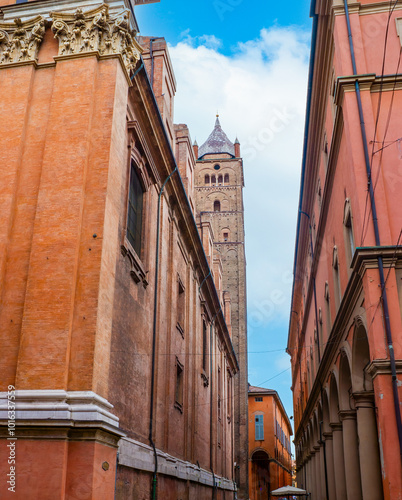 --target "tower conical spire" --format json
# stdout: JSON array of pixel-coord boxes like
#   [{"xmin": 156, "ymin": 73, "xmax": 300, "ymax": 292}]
[{"xmin": 198, "ymin": 115, "xmax": 235, "ymax": 158}]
